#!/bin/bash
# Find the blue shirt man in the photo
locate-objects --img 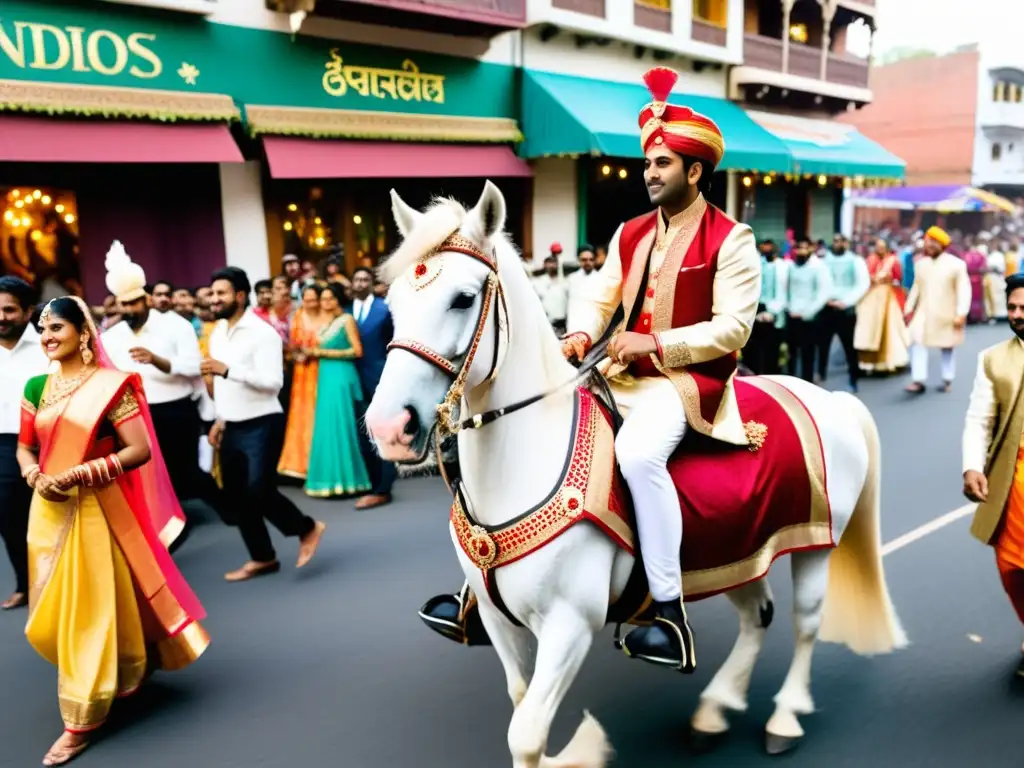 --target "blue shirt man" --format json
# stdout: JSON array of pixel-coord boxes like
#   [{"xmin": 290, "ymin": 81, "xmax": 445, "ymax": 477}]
[
  {"xmin": 786, "ymin": 241, "xmax": 832, "ymax": 381},
  {"xmin": 818, "ymin": 234, "xmax": 870, "ymax": 391}
]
